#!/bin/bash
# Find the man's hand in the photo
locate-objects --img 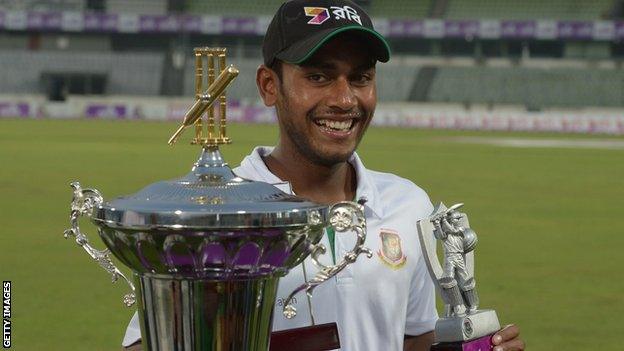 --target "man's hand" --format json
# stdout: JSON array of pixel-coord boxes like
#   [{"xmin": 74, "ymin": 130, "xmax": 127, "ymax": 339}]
[
  {"xmin": 491, "ymin": 324, "xmax": 525, "ymax": 351},
  {"xmin": 404, "ymin": 331, "xmax": 434, "ymax": 351},
  {"xmin": 404, "ymin": 325, "xmax": 524, "ymax": 351}
]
